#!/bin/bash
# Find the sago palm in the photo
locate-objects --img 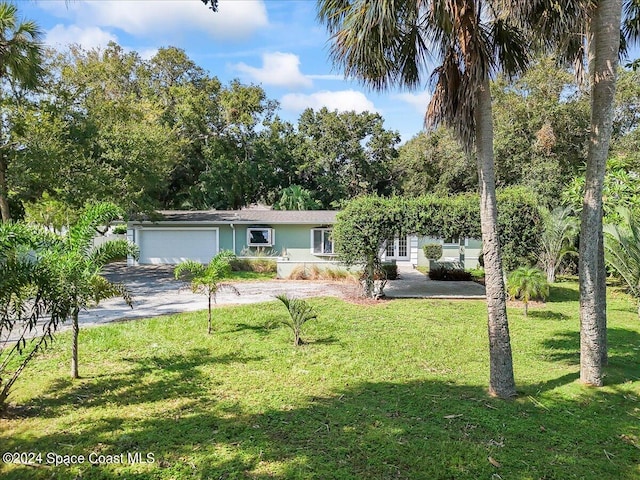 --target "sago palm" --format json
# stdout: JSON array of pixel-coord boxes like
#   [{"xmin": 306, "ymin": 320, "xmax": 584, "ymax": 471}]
[
  {"xmin": 174, "ymin": 251, "xmax": 239, "ymax": 334},
  {"xmin": 317, "ymin": 0, "xmax": 530, "ymax": 398},
  {"xmin": 604, "ymin": 207, "xmax": 640, "ymax": 316},
  {"xmin": 507, "ymin": 267, "xmax": 550, "ymax": 317},
  {"xmin": 0, "ymin": 2, "xmax": 43, "ymax": 222}
]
